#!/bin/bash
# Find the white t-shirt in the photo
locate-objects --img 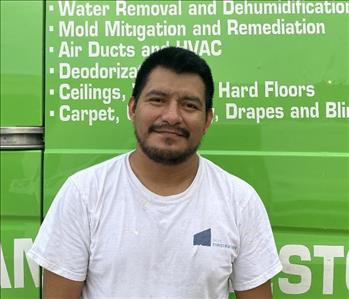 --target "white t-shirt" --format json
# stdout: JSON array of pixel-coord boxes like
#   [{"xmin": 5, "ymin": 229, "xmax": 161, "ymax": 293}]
[{"xmin": 28, "ymin": 153, "xmax": 282, "ymax": 299}]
